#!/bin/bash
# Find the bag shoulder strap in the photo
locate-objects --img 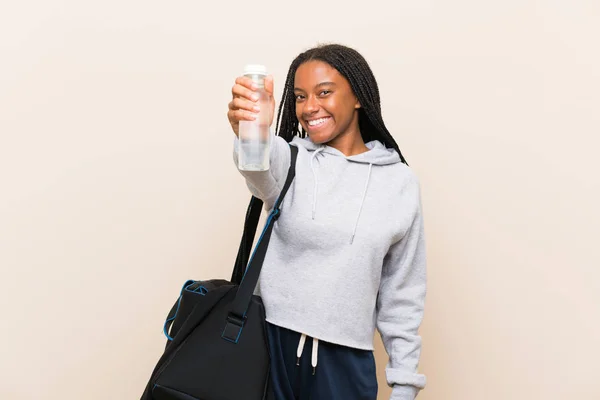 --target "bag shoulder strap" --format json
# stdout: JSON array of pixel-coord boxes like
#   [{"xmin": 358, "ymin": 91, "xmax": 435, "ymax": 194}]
[
  {"xmin": 230, "ymin": 143, "xmax": 298, "ymax": 285},
  {"xmin": 230, "ymin": 196, "xmax": 263, "ymax": 285},
  {"xmin": 222, "ymin": 144, "xmax": 299, "ymax": 342}
]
